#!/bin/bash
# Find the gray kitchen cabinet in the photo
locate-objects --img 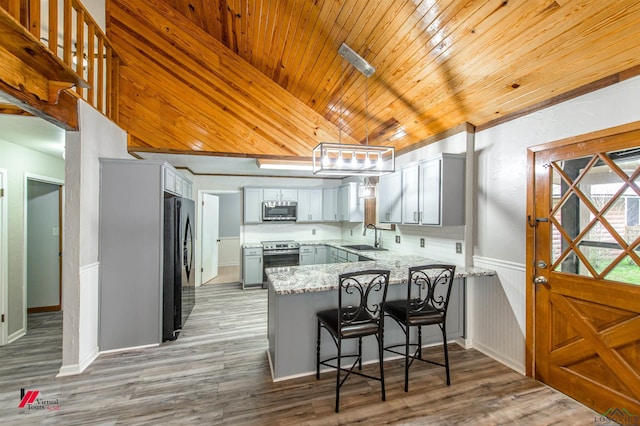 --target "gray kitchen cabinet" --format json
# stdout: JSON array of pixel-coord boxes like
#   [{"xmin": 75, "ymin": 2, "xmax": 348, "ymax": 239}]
[
  {"xmin": 378, "ymin": 171, "xmax": 402, "ymax": 223},
  {"xmin": 322, "ymin": 186, "xmax": 339, "ymax": 221},
  {"xmin": 243, "ymin": 247, "xmax": 263, "ymax": 288},
  {"xmin": 402, "ymin": 164, "xmax": 420, "ymax": 224},
  {"xmin": 338, "ymin": 182, "xmax": 363, "ymax": 222},
  {"xmin": 420, "ymin": 154, "xmax": 465, "ymax": 226},
  {"xmin": 99, "ymin": 159, "xmax": 193, "ymax": 352},
  {"xmin": 244, "ymin": 187, "xmax": 263, "ymax": 223},
  {"xmin": 327, "ymin": 246, "xmax": 339, "ymax": 263},
  {"xmin": 313, "ymin": 245, "xmax": 327, "ymax": 264},
  {"xmin": 263, "ymin": 188, "xmax": 297, "ymax": 202},
  {"xmin": 347, "ymin": 252, "xmax": 359, "ymax": 262},
  {"xmin": 399, "ymin": 154, "xmax": 465, "ymax": 226},
  {"xmin": 299, "ymin": 245, "xmax": 314, "ymax": 265},
  {"xmin": 297, "ymin": 188, "xmax": 323, "ymax": 222}
]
